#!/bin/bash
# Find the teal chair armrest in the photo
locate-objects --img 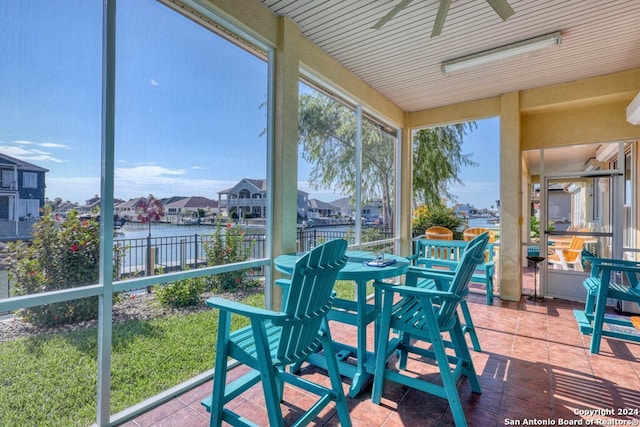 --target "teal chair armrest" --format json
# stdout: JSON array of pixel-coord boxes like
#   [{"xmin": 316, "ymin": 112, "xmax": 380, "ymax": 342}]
[
  {"xmin": 206, "ymin": 297, "xmax": 287, "ymax": 321},
  {"xmin": 275, "ymin": 278, "xmax": 292, "ymax": 304},
  {"xmin": 374, "ymin": 281, "xmax": 460, "ymax": 301}
]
